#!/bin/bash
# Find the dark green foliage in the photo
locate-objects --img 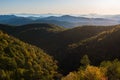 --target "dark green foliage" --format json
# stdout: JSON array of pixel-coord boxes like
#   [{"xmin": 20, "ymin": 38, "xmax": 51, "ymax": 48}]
[
  {"xmin": 0, "ymin": 31, "xmax": 58, "ymax": 80},
  {"xmin": 101, "ymin": 59, "xmax": 120, "ymax": 80}
]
